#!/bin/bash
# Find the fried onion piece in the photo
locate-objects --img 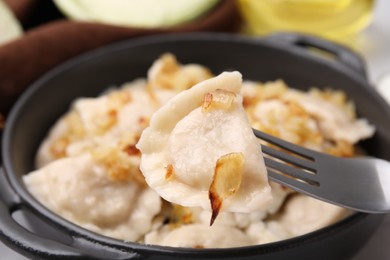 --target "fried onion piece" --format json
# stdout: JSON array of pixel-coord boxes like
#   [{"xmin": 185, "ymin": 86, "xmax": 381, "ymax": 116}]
[
  {"xmin": 123, "ymin": 144, "xmax": 141, "ymax": 157},
  {"xmin": 165, "ymin": 164, "xmax": 174, "ymax": 180},
  {"xmin": 148, "ymin": 53, "xmax": 213, "ymax": 92},
  {"xmin": 202, "ymin": 89, "xmax": 236, "ymax": 112},
  {"xmin": 170, "ymin": 204, "xmax": 194, "ymax": 226},
  {"xmin": 91, "ymin": 146, "xmax": 146, "ymax": 186},
  {"xmin": 209, "ymin": 152, "xmax": 244, "ymax": 225},
  {"xmin": 49, "ymin": 111, "xmax": 85, "ymax": 159}
]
